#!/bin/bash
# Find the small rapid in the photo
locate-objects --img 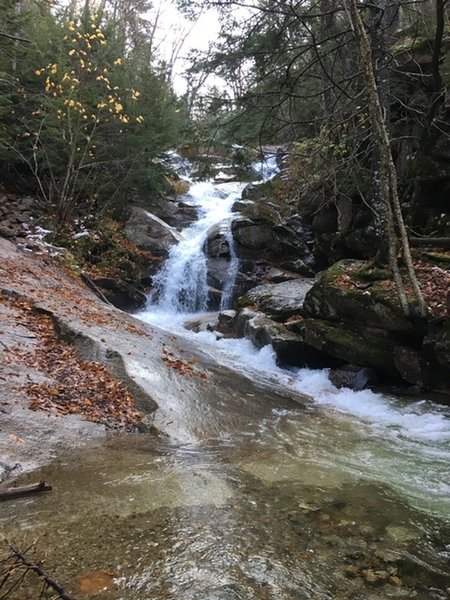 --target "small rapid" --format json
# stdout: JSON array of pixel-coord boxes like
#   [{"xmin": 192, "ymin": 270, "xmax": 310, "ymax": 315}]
[{"xmin": 150, "ymin": 180, "xmax": 244, "ymax": 313}]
